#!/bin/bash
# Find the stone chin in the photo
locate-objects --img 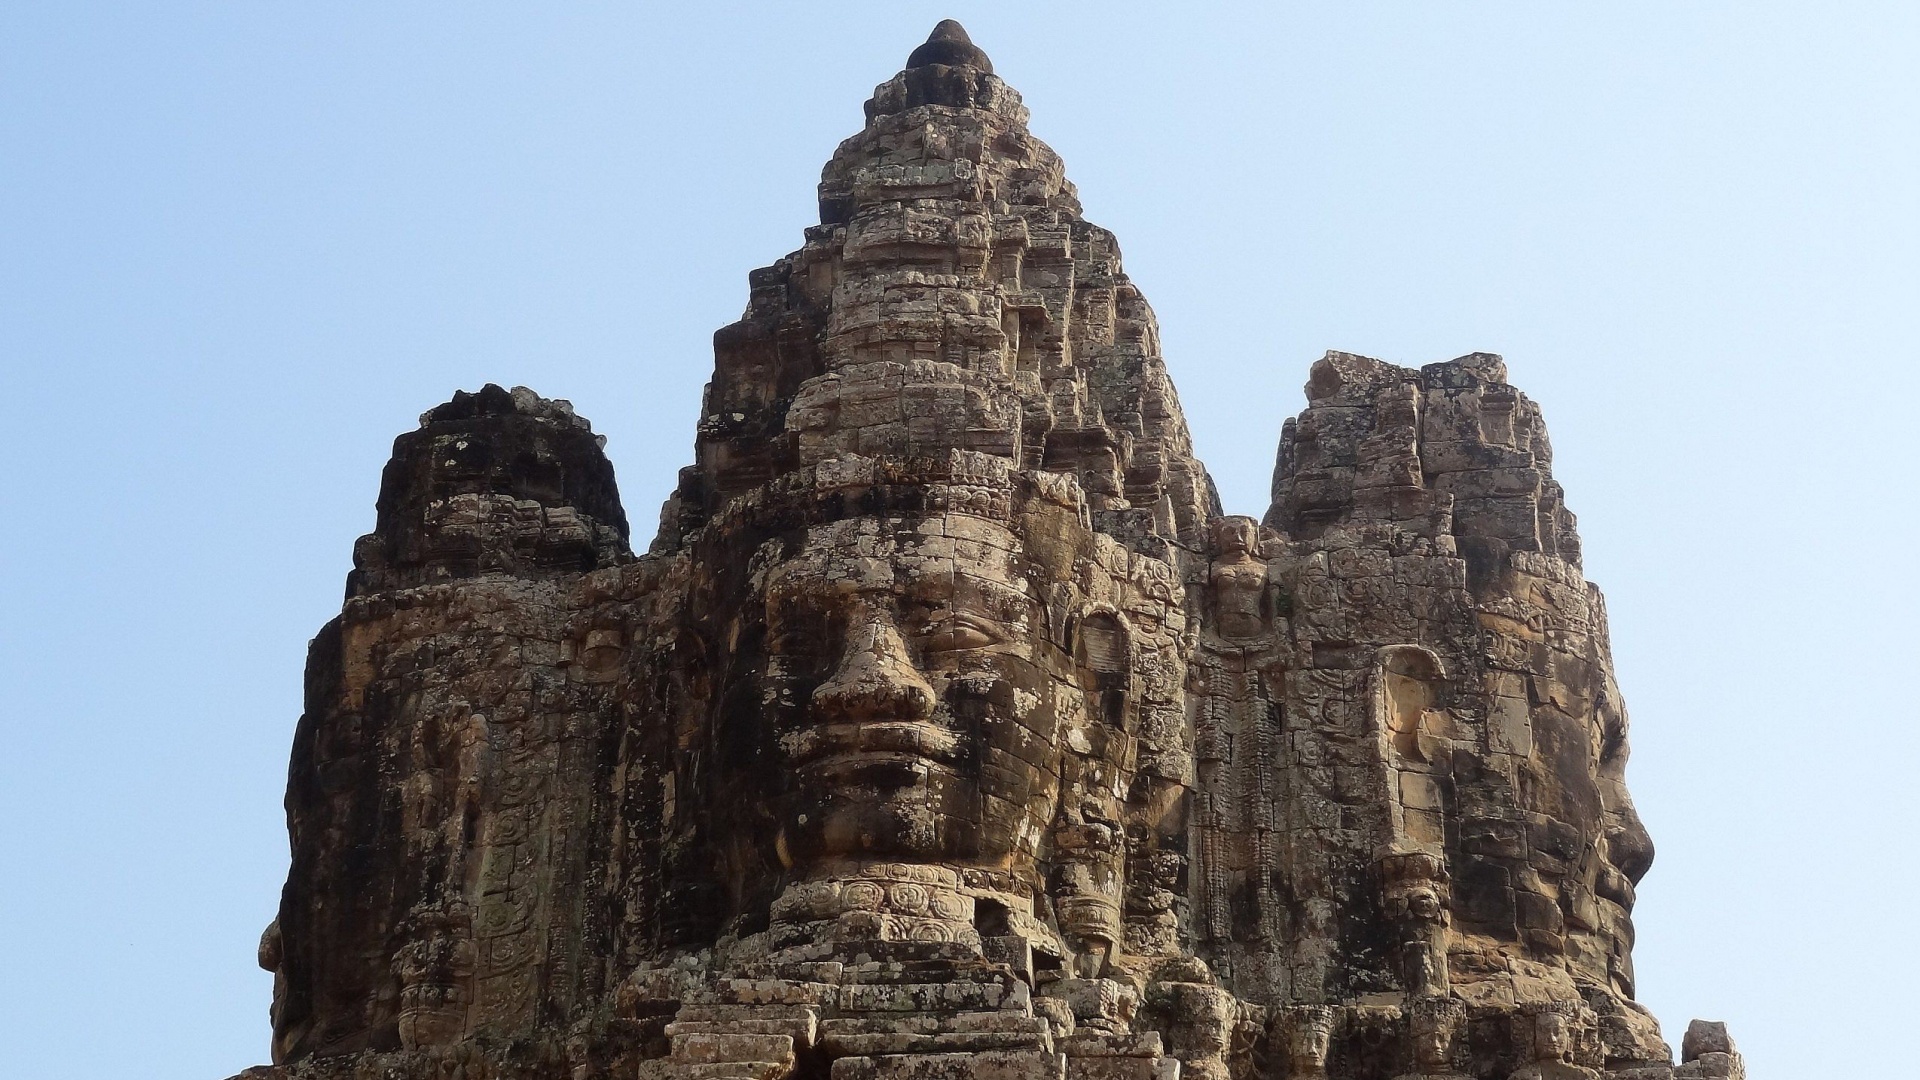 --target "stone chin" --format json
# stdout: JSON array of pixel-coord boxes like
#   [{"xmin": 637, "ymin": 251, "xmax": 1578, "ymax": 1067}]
[
  {"xmin": 781, "ymin": 758, "xmax": 970, "ymax": 867},
  {"xmin": 812, "ymin": 803, "xmax": 937, "ymax": 867}
]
